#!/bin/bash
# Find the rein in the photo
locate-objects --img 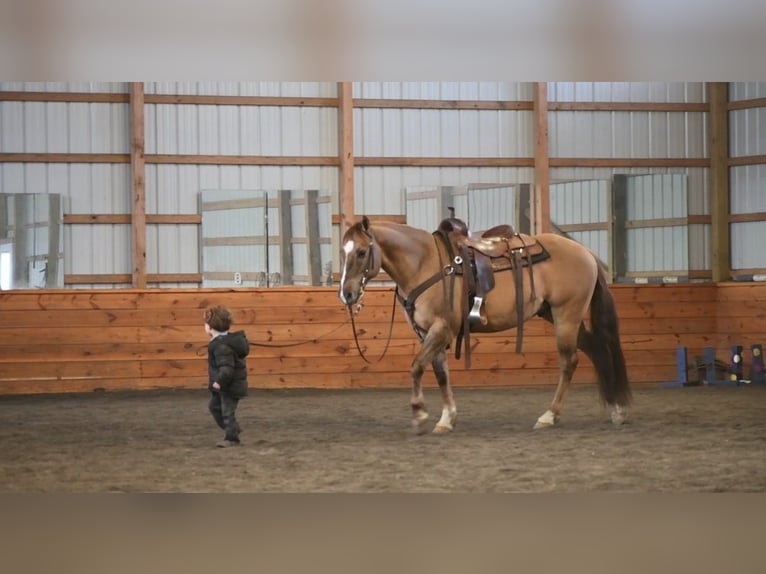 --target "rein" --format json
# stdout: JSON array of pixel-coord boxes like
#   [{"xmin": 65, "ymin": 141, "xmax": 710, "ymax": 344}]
[
  {"xmin": 195, "ymin": 314, "xmax": 353, "ymax": 356},
  {"xmin": 346, "ymin": 287, "xmax": 399, "ymax": 364}
]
